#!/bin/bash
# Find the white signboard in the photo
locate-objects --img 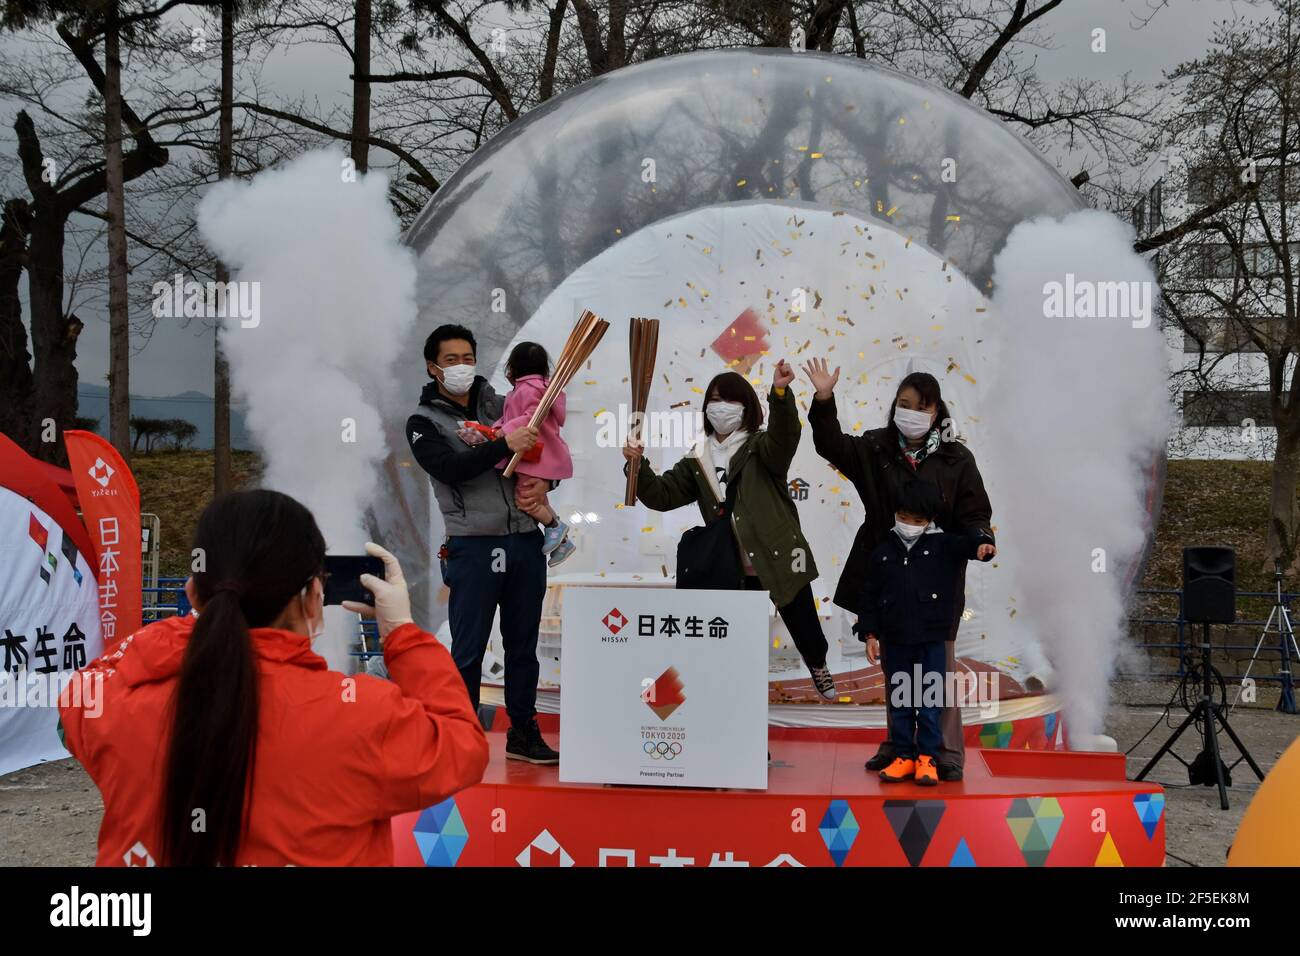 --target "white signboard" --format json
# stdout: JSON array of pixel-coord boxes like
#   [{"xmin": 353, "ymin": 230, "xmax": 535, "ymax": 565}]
[
  {"xmin": 0, "ymin": 488, "xmax": 103, "ymax": 776},
  {"xmin": 560, "ymin": 586, "xmax": 769, "ymax": 790}
]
